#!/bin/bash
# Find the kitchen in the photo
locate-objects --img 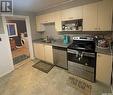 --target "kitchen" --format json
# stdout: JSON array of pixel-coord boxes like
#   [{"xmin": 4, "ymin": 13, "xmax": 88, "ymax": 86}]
[
  {"xmin": 33, "ymin": 0, "xmax": 113, "ymax": 94},
  {"xmin": 0, "ymin": 0, "xmax": 113, "ymax": 95}
]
